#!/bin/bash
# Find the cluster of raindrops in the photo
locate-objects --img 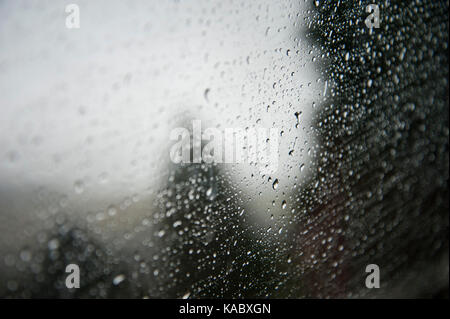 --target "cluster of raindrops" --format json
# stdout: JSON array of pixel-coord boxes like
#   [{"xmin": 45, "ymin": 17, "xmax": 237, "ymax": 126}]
[{"xmin": 0, "ymin": 0, "xmax": 448, "ymax": 299}]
